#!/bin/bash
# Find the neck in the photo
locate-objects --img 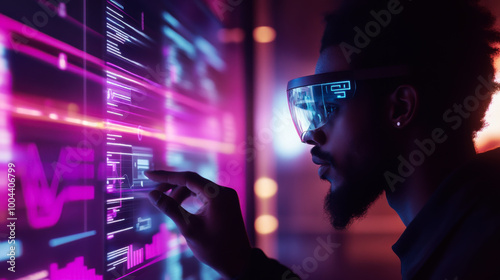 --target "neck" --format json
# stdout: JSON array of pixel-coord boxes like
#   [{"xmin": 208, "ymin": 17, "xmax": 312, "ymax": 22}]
[{"xmin": 385, "ymin": 136, "xmax": 476, "ymax": 226}]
